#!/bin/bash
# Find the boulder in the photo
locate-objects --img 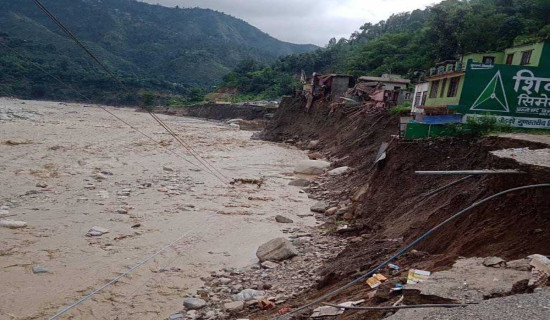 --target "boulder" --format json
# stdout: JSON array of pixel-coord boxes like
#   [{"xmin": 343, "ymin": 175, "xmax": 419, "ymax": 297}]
[
  {"xmin": 232, "ymin": 288, "xmax": 265, "ymax": 301},
  {"xmin": 307, "ymin": 152, "xmax": 323, "ymax": 160},
  {"xmin": 483, "ymin": 256, "xmax": 505, "ymax": 267},
  {"xmin": 256, "ymin": 237, "xmax": 298, "ymax": 262},
  {"xmin": 224, "ymin": 301, "xmax": 244, "ymax": 312},
  {"xmin": 307, "ymin": 140, "xmax": 319, "ymax": 149},
  {"xmin": 325, "ymin": 207, "xmax": 338, "ymax": 216},
  {"xmin": 294, "ymin": 160, "xmax": 330, "ymax": 175},
  {"xmin": 227, "ymin": 118, "xmax": 244, "ymax": 124},
  {"xmin": 86, "ymin": 226, "xmax": 109, "ymax": 236},
  {"xmin": 260, "ymin": 261, "xmax": 279, "ymax": 269},
  {"xmin": 328, "ymin": 166, "xmax": 349, "ymax": 176},
  {"xmin": 506, "ymin": 258, "xmax": 531, "ymax": 271},
  {"xmin": 275, "ymin": 215, "xmax": 293, "ymax": 223},
  {"xmin": 0, "ymin": 219, "xmax": 27, "ymax": 229},
  {"xmin": 288, "ymin": 179, "xmax": 310, "ymax": 187},
  {"xmin": 183, "ymin": 297, "xmax": 206, "ymax": 310},
  {"xmin": 310, "ymin": 201, "xmax": 329, "ymax": 213},
  {"xmin": 169, "ymin": 313, "xmax": 185, "ymax": 320}
]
